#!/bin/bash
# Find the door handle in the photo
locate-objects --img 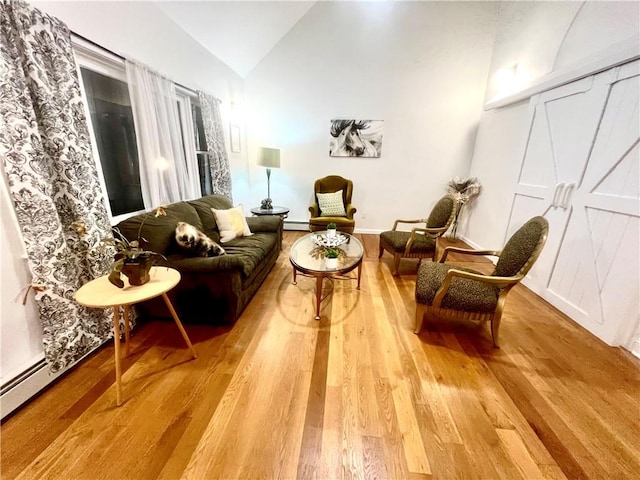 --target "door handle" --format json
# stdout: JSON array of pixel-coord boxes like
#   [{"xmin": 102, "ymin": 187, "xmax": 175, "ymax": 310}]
[
  {"xmin": 560, "ymin": 182, "xmax": 576, "ymax": 209},
  {"xmin": 542, "ymin": 182, "xmax": 564, "ymax": 217},
  {"xmin": 552, "ymin": 182, "xmax": 565, "ymax": 208}
]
